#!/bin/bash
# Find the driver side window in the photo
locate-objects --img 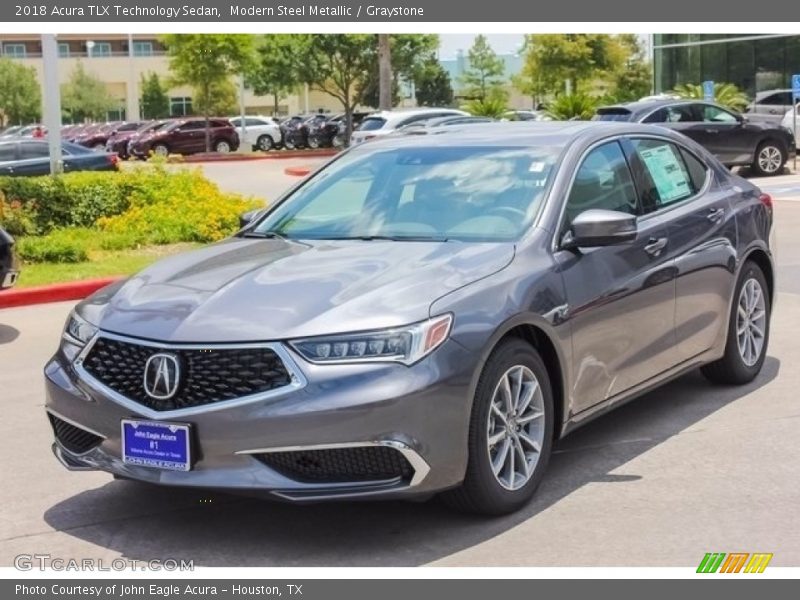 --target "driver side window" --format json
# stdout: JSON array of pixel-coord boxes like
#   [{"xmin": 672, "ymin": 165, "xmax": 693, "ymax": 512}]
[{"xmin": 564, "ymin": 141, "xmax": 639, "ymax": 227}]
